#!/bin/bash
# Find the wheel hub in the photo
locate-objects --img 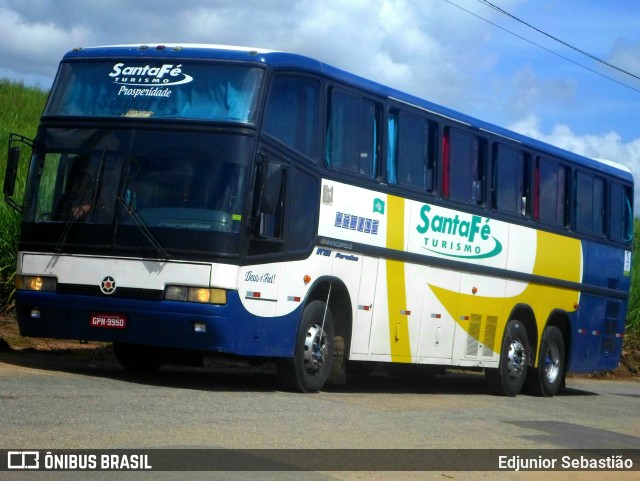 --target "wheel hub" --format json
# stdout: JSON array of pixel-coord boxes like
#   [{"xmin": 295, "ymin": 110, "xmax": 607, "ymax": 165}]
[
  {"xmin": 543, "ymin": 344, "xmax": 561, "ymax": 384},
  {"xmin": 506, "ymin": 339, "xmax": 526, "ymax": 379},
  {"xmin": 303, "ymin": 322, "xmax": 328, "ymax": 373}
]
